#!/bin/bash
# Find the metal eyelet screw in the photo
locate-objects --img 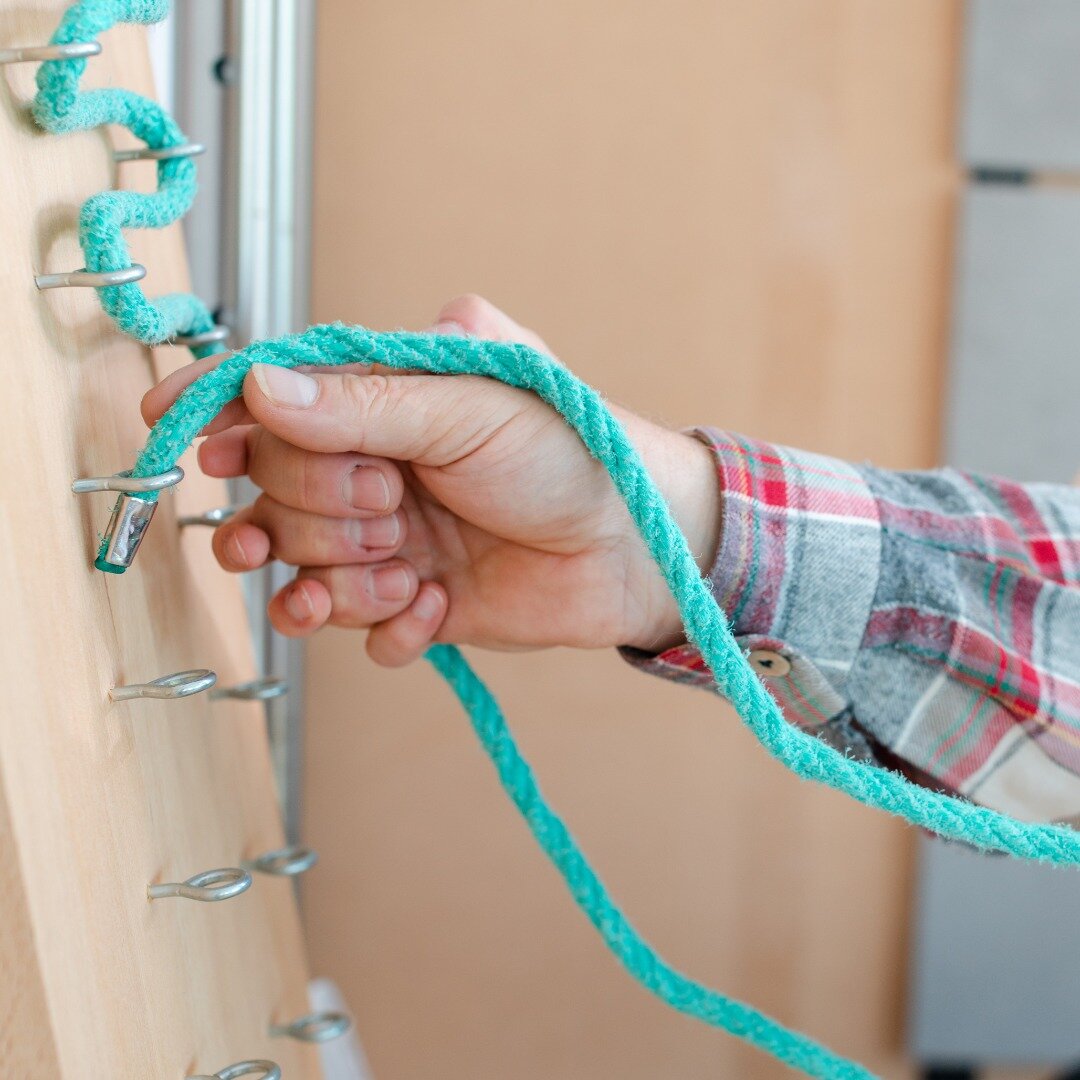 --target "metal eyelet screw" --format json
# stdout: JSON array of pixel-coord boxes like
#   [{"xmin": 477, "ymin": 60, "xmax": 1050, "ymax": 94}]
[
  {"xmin": 35, "ymin": 264, "xmax": 146, "ymax": 290},
  {"xmin": 172, "ymin": 324, "xmax": 230, "ymax": 348},
  {"xmin": 178, "ymin": 505, "xmax": 237, "ymax": 528},
  {"xmin": 270, "ymin": 1010, "xmax": 351, "ymax": 1043},
  {"xmin": 110, "ymin": 670, "xmax": 217, "ymax": 701},
  {"xmin": 0, "ymin": 41, "xmax": 101, "ymax": 65},
  {"xmin": 114, "ymin": 142, "xmax": 206, "ymax": 162},
  {"xmin": 148, "ymin": 867, "xmax": 252, "ymax": 903},
  {"xmin": 188, "ymin": 1060, "xmax": 280, "ymax": 1080},
  {"xmin": 211, "ymin": 678, "xmax": 289, "ymax": 703},
  {"xmin": 243, "ymin": 845, "xmax": 318, "ymax": 878},
  {"xmin": 73, "ymin": 467, "xmax": 184, "ymax": 570}
]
